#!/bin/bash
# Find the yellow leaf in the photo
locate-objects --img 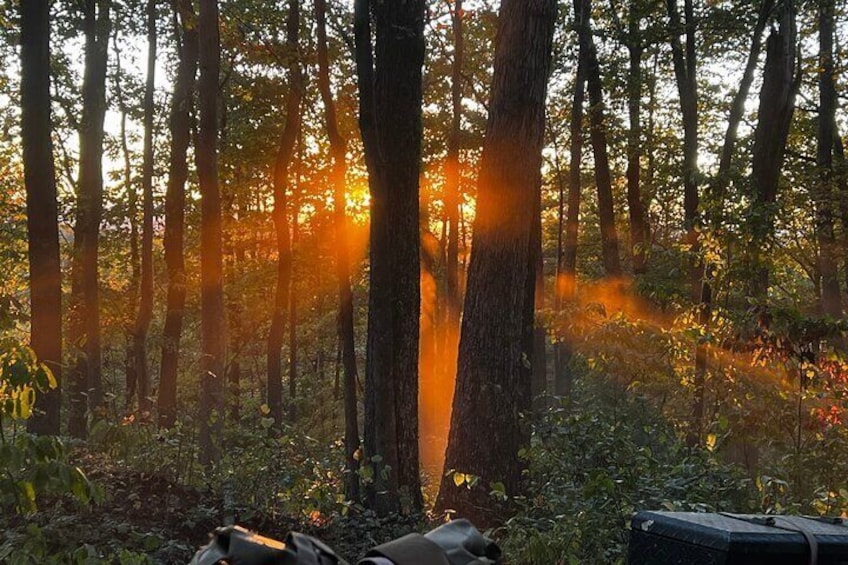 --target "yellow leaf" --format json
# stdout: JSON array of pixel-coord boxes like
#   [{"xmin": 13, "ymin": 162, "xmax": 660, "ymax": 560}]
[
  {"xmin": 260, "ymin": 403, "xmax": 271, "ymax": 416},
  {"xmin": 706, "ymin": 433, "xmax": 717, "ymax": 452},
  {"xmin": 453, "ymin": 472, "xmax": 466, "ymax": 487}
]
